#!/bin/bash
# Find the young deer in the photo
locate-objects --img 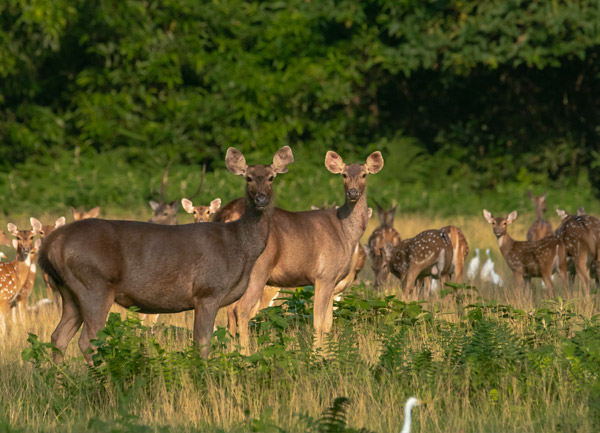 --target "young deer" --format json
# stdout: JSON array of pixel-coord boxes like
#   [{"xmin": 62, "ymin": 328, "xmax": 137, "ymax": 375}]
[
  {"xmin": 441, "ymin": 225, "xmax": 469, "ymax": 282},
  {"xmin": 38, "ymin": 146, "xmax": 294, "ymax": 363},
  {"xmin": 385, "ymin": 229, "xmax": 453, "ymax": 295},
  {"xmin": 483, "ymin": 209, "xmax": 567, "ymax": 295},
  {"xmin": 71, "ymin": 206, "xmax": 101, "ymax": 221},
  {"xmin": 10, "ymin": 239, "xmax": 41, "ymax": 321},
  {"xmin": 555, "ymin": 208, "xmax": 600, "ymax": 291},
  {"xmin": 227, "ymin": 150, "xmax": 384, "ymax": 353},
  {"xmin": 368, "ymin": 201, "xmax": 402, "ymax": 287},
  {"xmin": 0, "ymin": 250, "xmax": 33, "ymax": 333},
  {"xmin": 181, "ymin": 198, "xmax": 221, "ymax": 223},
  {"xmin": 526, "ymin": 191, "xmax": 553, "ymax": 241}
]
